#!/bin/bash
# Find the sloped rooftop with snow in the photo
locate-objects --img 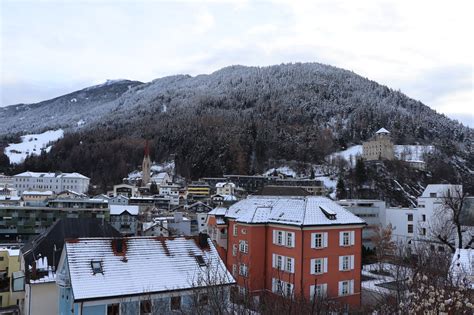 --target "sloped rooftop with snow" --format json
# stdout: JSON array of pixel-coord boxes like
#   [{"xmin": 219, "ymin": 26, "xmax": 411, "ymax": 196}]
[
  {"xmin": 220, "ymin": 196, "xmax": 366, "ymax": 226},
  {"xmin": 63, "ymin": 237, "xmax": 234, "ymax": 301}
]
